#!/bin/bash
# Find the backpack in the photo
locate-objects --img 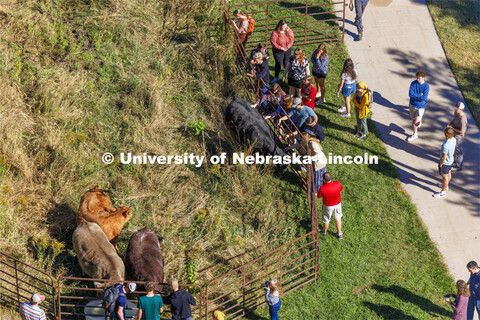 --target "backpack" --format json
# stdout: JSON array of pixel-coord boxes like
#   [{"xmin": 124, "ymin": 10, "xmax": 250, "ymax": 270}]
[
  {"xmin": 103, "ymin": 285, "xmax": 125, "ymax": 314},
  {"xmin": 365, "ymin": 89, "xmax": 374, "ymax": 108},
  {"xmin": 245, "ymin": 14, "xmax": 255, "ymax": 36}
]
